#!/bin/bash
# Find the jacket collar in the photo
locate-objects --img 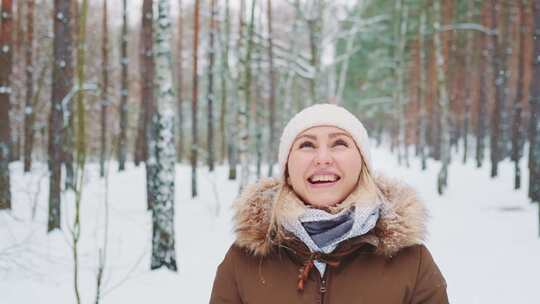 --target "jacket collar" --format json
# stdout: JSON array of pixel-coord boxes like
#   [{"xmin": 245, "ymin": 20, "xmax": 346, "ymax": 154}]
[{"xmin": 232, "ymin": 174, "xmax": 428, "ymax": 258}]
